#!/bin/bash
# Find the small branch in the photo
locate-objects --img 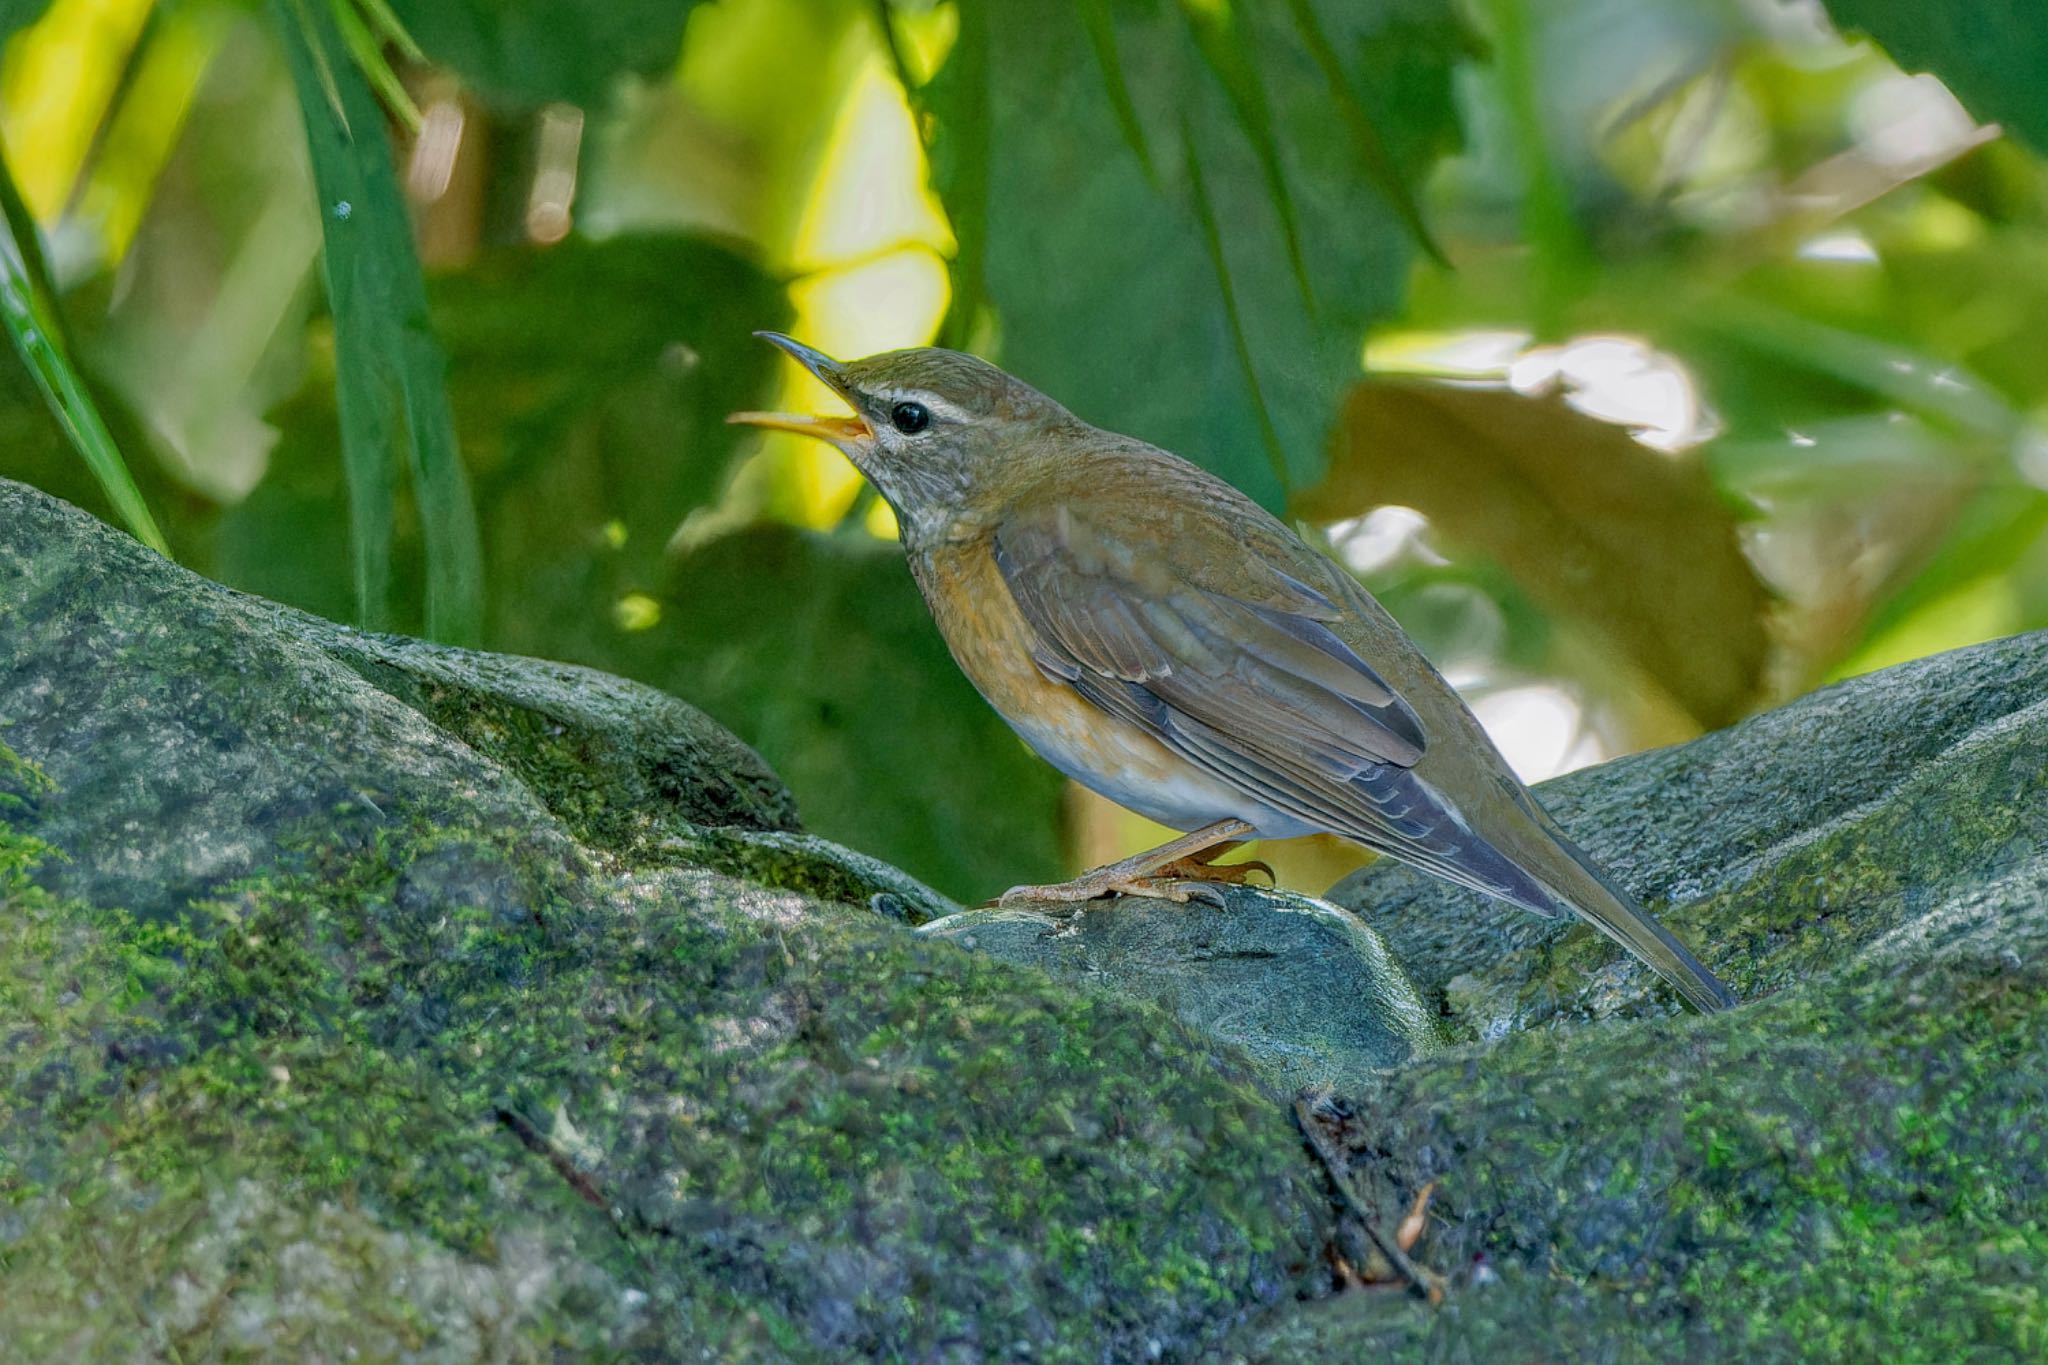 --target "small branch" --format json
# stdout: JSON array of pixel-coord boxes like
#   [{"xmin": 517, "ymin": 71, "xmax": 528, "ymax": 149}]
[
  {"xmin": 495, "ymin": 1105, "xmax": 611, "ymax": 1214},
  {"xmin": 1293, "ymin": 1095, "xmax": 1444, "ymax": 1303}
]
